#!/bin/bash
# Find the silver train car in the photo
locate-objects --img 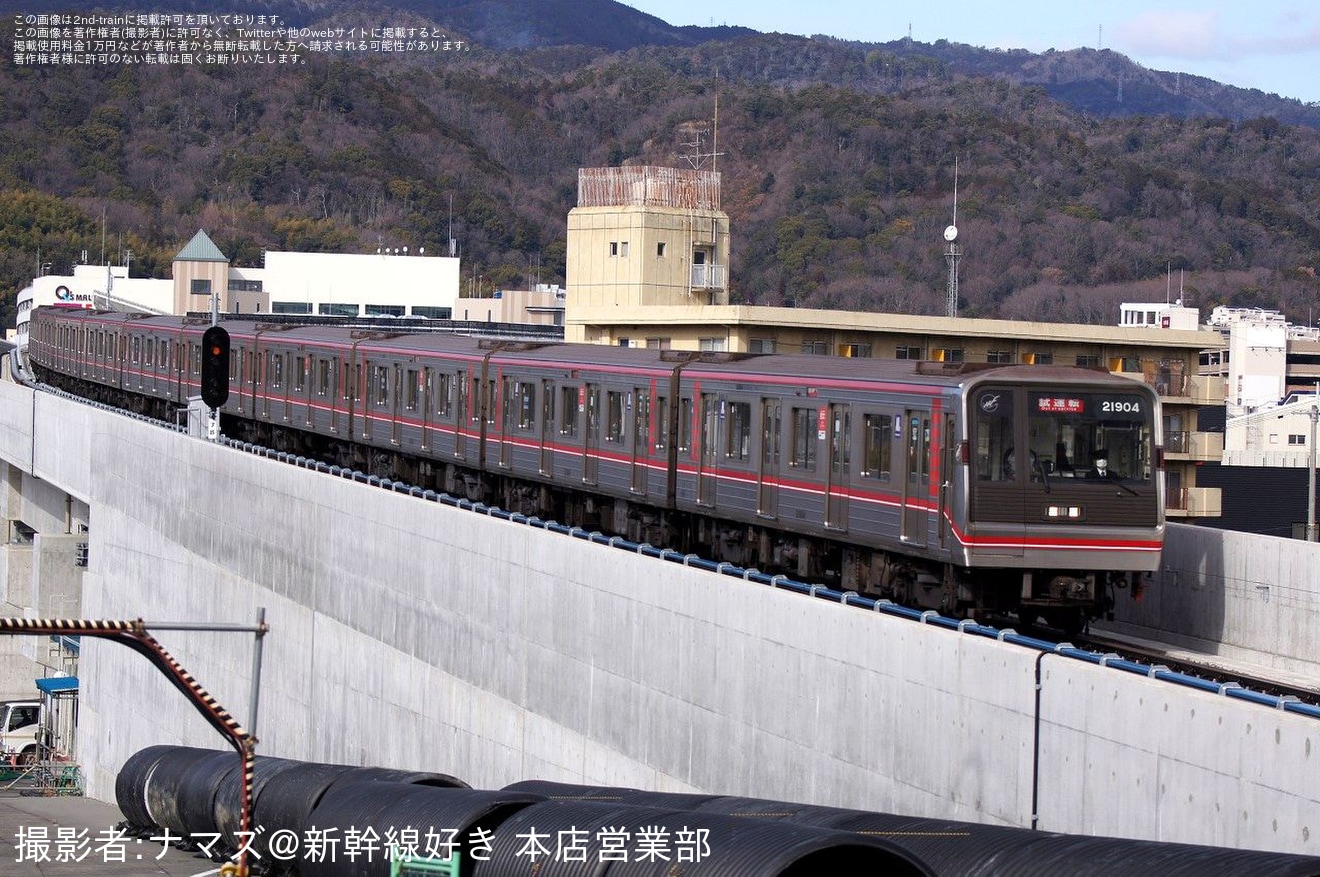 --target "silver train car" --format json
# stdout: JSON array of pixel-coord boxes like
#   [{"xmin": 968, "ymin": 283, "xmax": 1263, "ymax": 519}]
[{"xmin": 29, "ymin": 308, "xmax": 1164, "ymax": 631}]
